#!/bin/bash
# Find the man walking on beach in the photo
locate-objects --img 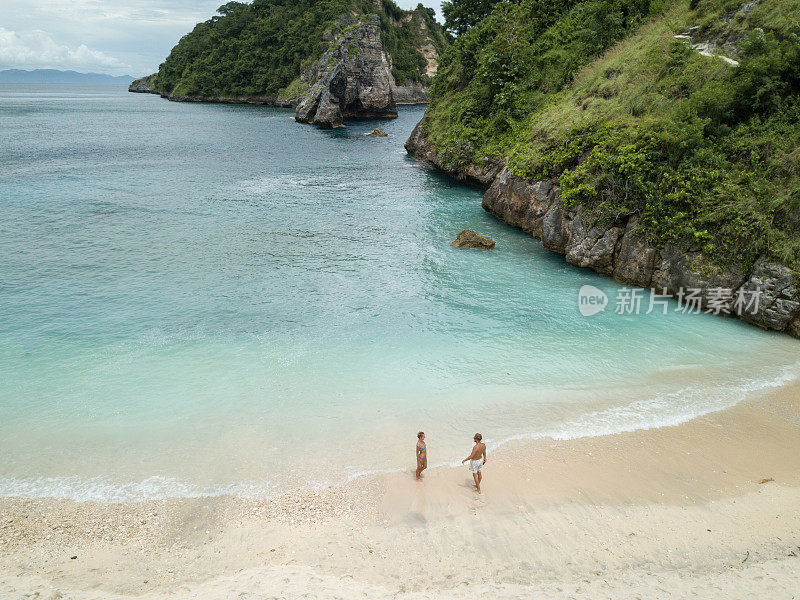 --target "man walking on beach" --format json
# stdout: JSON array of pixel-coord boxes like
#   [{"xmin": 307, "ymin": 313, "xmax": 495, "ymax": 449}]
[{"xmin": 461, "ymin": 433, "xmax": 486, "ymax": 493}]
